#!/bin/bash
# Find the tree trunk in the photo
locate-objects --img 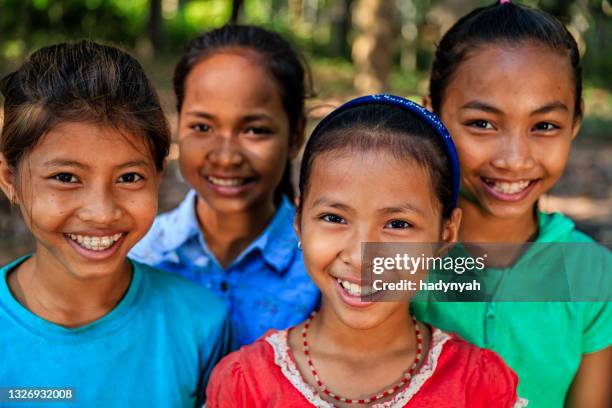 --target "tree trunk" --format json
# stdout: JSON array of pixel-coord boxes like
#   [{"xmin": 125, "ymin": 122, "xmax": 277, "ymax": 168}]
[
  {"xmin": 148, "ymin": 0, "xmax": 164, "ymax": 55},
  {"xmin": 352, "ymin": 0, "xmax": 396, "ymax": 93},
  {"xmin": 230, "ymin": 0, "xmax": 245, "ymax": 24},
  {"xmin": 329, "ymin": 0, "xmax": 353, "ymax": 59}
]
